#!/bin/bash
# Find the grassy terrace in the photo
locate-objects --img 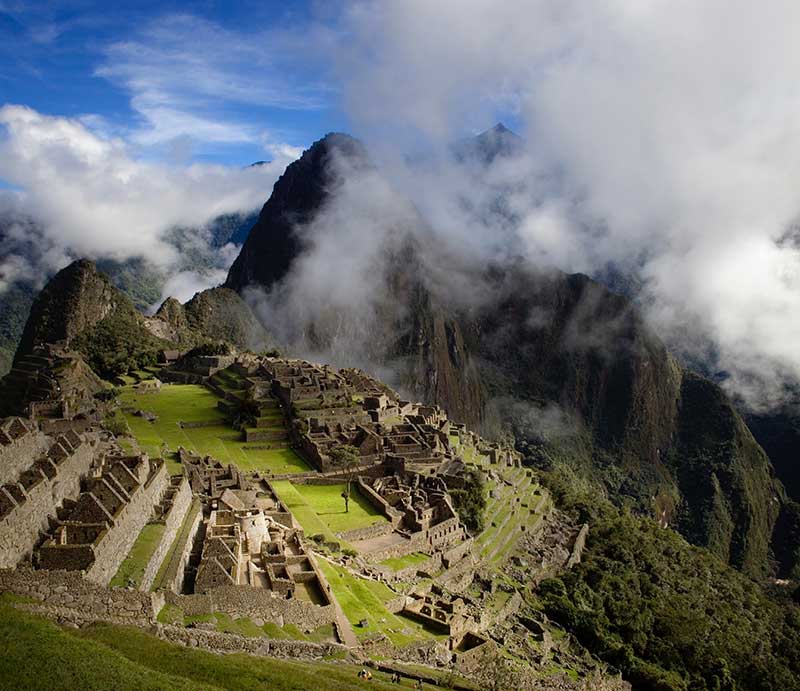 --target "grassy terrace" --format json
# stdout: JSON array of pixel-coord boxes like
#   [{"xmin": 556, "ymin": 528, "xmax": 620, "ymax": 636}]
[
  {"xmin": 0, "ymin": 594, "xmax": 408, "ymax": 690},
  {"xmin": 379, "ymin": 552, "xmax": 430, "ymax": 572},
  {"xmin": 271, "ymin": 481, "xmax": 387, "ymax": 541},
  {"xmin": 157, "ymin": 605, "xmax": 336, "ymax": 644},
  {"xmin": 475, "ymin": 466, "xmax": 548, "ymax": 568},
  {"xmin": 110, "ymin": 523, "xmax": 166, "ymax": 588},
  {"xmin": 316, "ymin": 560, "xmax": 446, "ymax": 647},
  {"xmin": 118, "ymin": 384, "xmax": 310, "ymax": 475}
]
